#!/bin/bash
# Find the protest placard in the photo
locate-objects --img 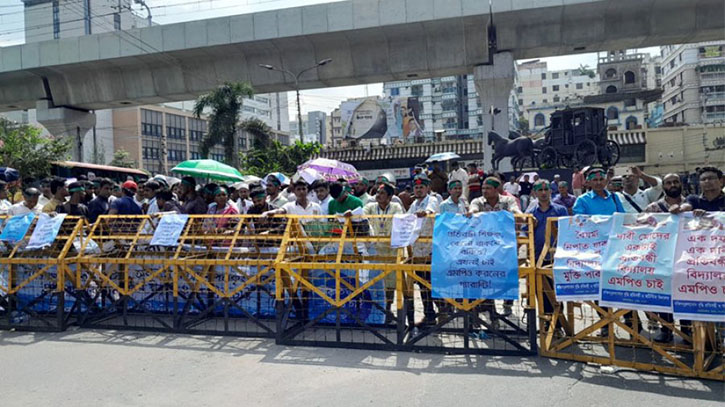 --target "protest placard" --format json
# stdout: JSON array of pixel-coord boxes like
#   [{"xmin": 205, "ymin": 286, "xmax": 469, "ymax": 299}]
[
  {"xmin": 672, "ymin": 213, "xmax": 725, "ymax": 322},
  {"xmin": 553, "ymin": 215, "xmax": 612, "ymax": 301},
  {"xmin": 600, "ymin": 213, "xmax": 678, "ymax": 313},
  {"xmin": 431, "ymin": 212, "xmax": 519, "ymax": 300},
  {"xmin": 150, "ymin": 214, "xmax": 189, "ymax": 246},
  {"xmin": 27, "ymin": 213, "xmax": 67, "ymax": 249},
  {"xmin": 0, "ymin": 212, "xmax": 36, "ymax": 244},
  {"xmin": 390, "ymin": 214, "xmax": 423, "ymax": 248}
]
